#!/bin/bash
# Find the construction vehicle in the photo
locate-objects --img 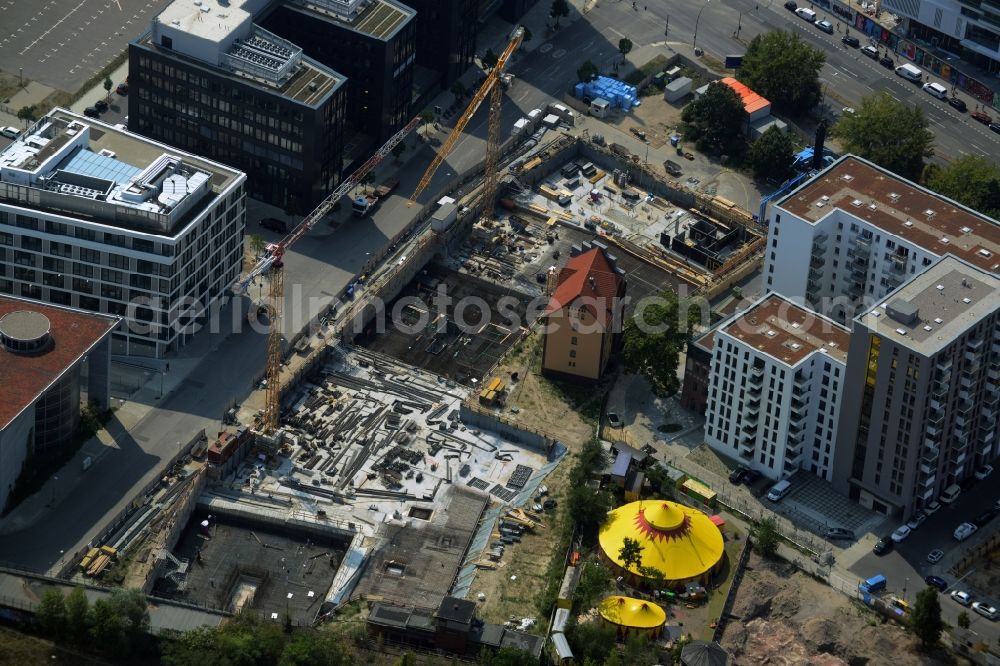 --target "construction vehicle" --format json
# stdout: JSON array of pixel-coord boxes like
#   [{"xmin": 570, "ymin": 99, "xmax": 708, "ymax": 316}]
[
  {"xmin": 234, "ymin": 115, "xmax": 422, "ymax": 433},
  {"xmin": 352, "ymin": 179, "xmax": 400, "ymax": 217},
  {"xmin": 374, "ymin": 179, "xmax": 399, "ymax": 198},
  {"xmin": 410, "ymin": 26, "xmax": 524, "ymax": 225}
]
